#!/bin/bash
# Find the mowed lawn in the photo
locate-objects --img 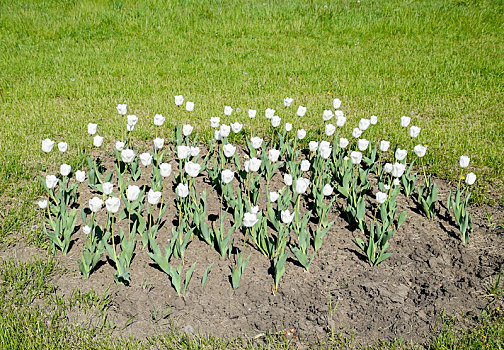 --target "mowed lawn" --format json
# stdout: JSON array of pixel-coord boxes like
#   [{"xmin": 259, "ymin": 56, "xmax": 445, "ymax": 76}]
[{"xmin": 0, "ymin": 0, "xmax": 503, "ymax": 348}]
